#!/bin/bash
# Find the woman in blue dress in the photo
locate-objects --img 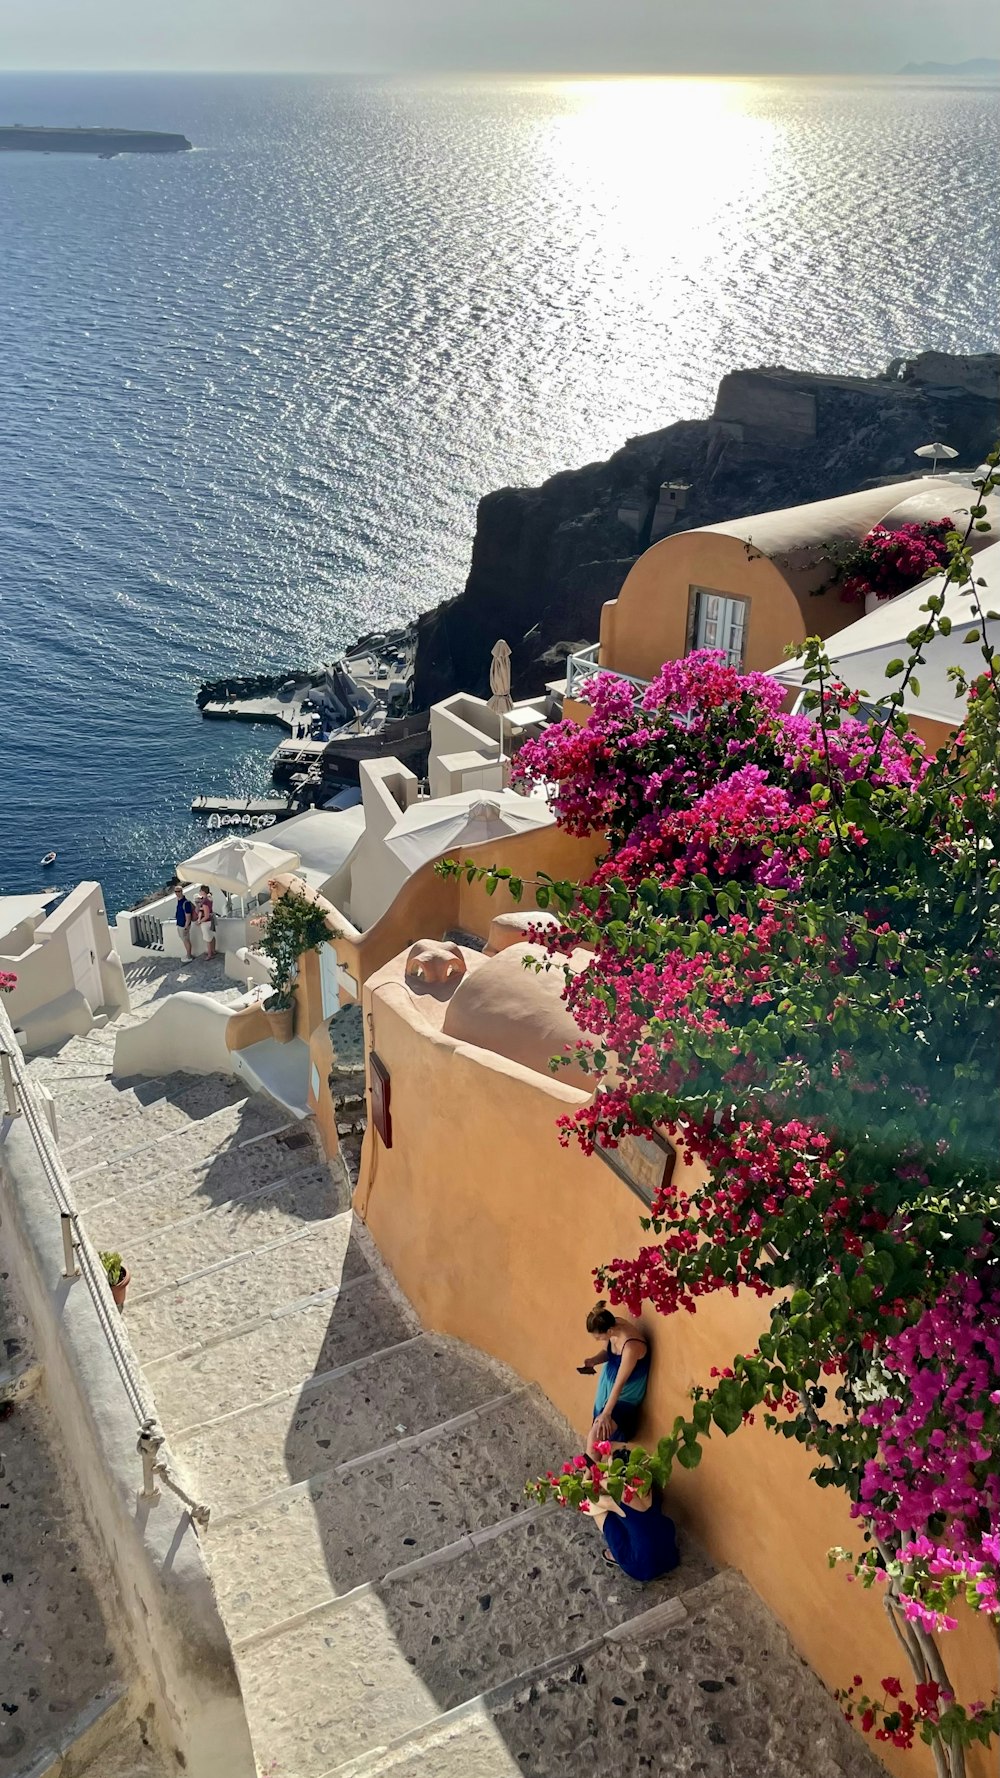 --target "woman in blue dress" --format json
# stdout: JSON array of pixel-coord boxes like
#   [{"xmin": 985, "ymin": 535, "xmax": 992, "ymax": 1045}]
[
  {"xmin": 578, "ymin": 1300, "xmax": 650, "ymax": 1453},
  {"xmin": 583, "ymin": 1448, "xmax": 680, "ymax": 1583}
]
